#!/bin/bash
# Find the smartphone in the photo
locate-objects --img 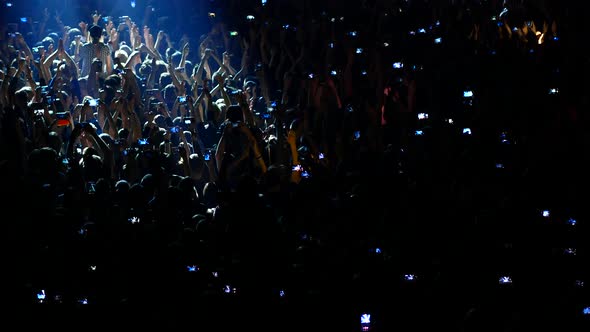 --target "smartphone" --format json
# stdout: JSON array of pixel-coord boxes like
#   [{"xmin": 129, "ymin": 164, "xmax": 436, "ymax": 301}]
[
  {"xmin": 434, "ymin": 37, "xmax": 442, "ymax": 44},
  {"xmin": 261, "ymin": 0, "xmax": 267, "ymax": 5},
  {"xmin": 308, "ymin": 73, "xmax": 314, "ymax": 79},
  {"xmin": 128, "ymin": 216, "xmax": 140, "ymax": 224},
  {"xmin": 564, "ymin": 248, "xmax": 577, "ymax": 256},
  {"xmin": 568, "ymin": 218, "xmax": 577, "ymax": 226},
  {"xmin": 208, "ymin": 12, "xmax": 216, "ymax": 18},
  {"xmin": 331, "ymin": 70, "xmax": 337, "ymax": 76},
  {"xmin": 361, "ymin": 70, "xmax": 367, "ymax": 76},
  {"xmin": 417, "ymin": 113, "xmax": 428, "ymax": 120},
  {"xmin": 146, "ymin": 89, "xmax": 159, "ymax": 96},
  {"xmin": 20, "ymin": 17, "xmax": 28, "ymax": 23},
  {"xmin": 356, "ymin": 48, "xmax": 363, "ymax": 54},
  {"xmin": 87, "ymin": 181, "xmax": 96, "ymax": 194},
  {"xmin": 88, "ymin": 99, "xmax": 98, "ymax": 107},
  {"xmin": 393, "ymin": 62, "xmax": 404, "ymax": 69},
  {"xmin": 232, "ymin": 122, "xmax": 240, "ymax": 128},
  {"xmin": 354, "ymin": 130, "xmax": 361, "ymax": 140},
  {"xmin": 360, "ymin": 313, "xmax": 372, "ymax": 331},
  {"xmin": 170, "ymin": 126, "xmax": 180, "ymax": 134},
  {"xmin": 404, "ymin": 274, "xmax": 417, "ymax": 281},
  {"xmin": 292, "ymin": 164, "xmax": 303, "ymax": 172},
  {"xmin": 223, "ymin": 285, "xmax": 237, "ymax": 294},
  {"xmin": 499, "ymin": 276, "xmax": 512, "ymax": 284},
  {"xmin": 246, "ymin": 15, "xmax": 255, "ymax": 21},
  {"xmin": 187, "ymin": 265, "xmax": 198, "ymax": 272},
  {"xmin": 56, "ymin": 112, "xmax": 69, "ymax": 127},
  {"xmin": 229, "ymin": 31, "xmax": 238, "ymax": 36},
  {"xmin": 204, "ymin": 152, "xmax": 211, "ymax": 161},
  {"xmin": 318, "ymin": 153, "xmax": 325, "ymax": 160},
  {"xmin": 462, "ymin": 128, "xmax": 472, "ymax": 135},
  {"xmin": 36, "ymin": 290, "xmax": 46, "ymax": 303},
  {"xmin": 349, "ymin": 31, "xmax": 357, "ymax": 37},
  {"xmin": 138, "ymin": 138, "xmax": 149, "ymax": 145},
  {"xmin": 542, "ymin": 210, "xmax": 550, "ymax": 217},
  {"xmin": 463, "ymin": 90, "xmax": 474, "ymax": 98},
  {"xmin": 548, "ymin": 88, "xmax": 559, "ymax": 95},
  {"xmin": 184, "ymin": 117, "xmax": 193, "ymax": 125},
  {"xmin": 178, "ymin": 96, "xmax": 187, "ymax": 103},
  {"xmin": 583, "ymin": 307, "xmax": 590, "ymax": 315},
  {"xmin": 415, "ymin": 130, "xmax": 424, "ymax": 136}
]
